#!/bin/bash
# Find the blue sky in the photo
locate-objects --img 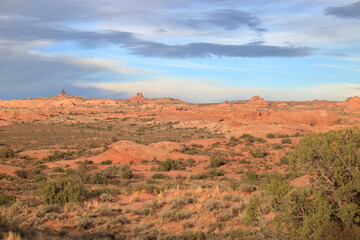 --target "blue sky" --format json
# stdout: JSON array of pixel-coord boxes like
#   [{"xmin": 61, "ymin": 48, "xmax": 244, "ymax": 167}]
[{"xmin": 0, "ymin": 0, "xmax": 359, "ymax": 102}]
